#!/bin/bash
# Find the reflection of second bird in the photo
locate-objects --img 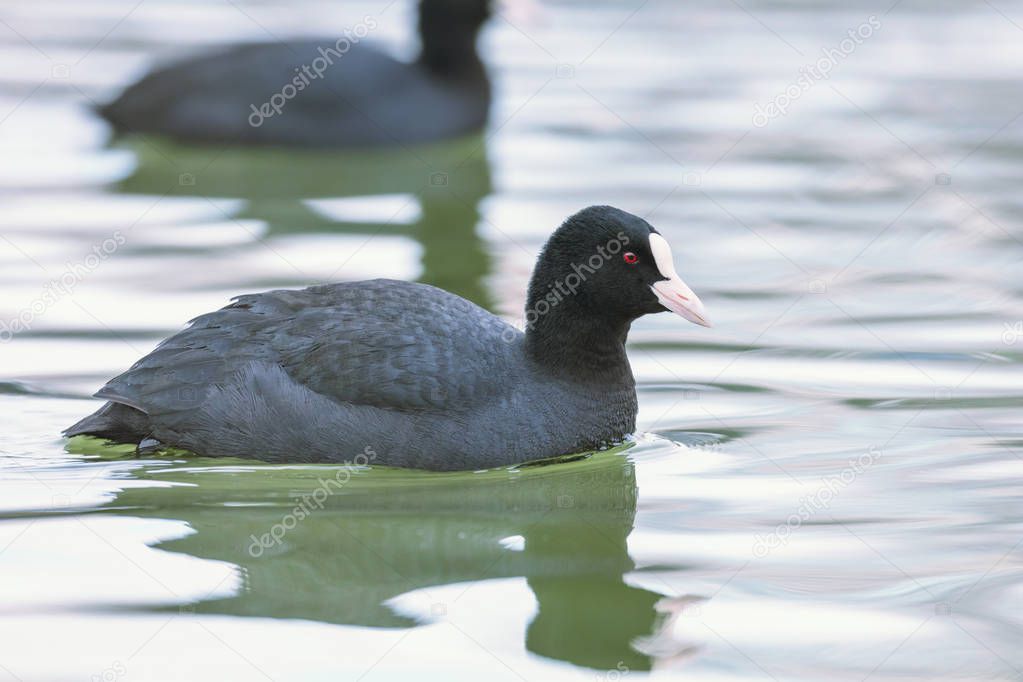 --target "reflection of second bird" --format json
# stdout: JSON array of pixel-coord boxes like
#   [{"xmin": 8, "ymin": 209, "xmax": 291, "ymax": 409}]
[{"xmin": 98, "ymin": 0, "xmax": 493, "ymax": 148}]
